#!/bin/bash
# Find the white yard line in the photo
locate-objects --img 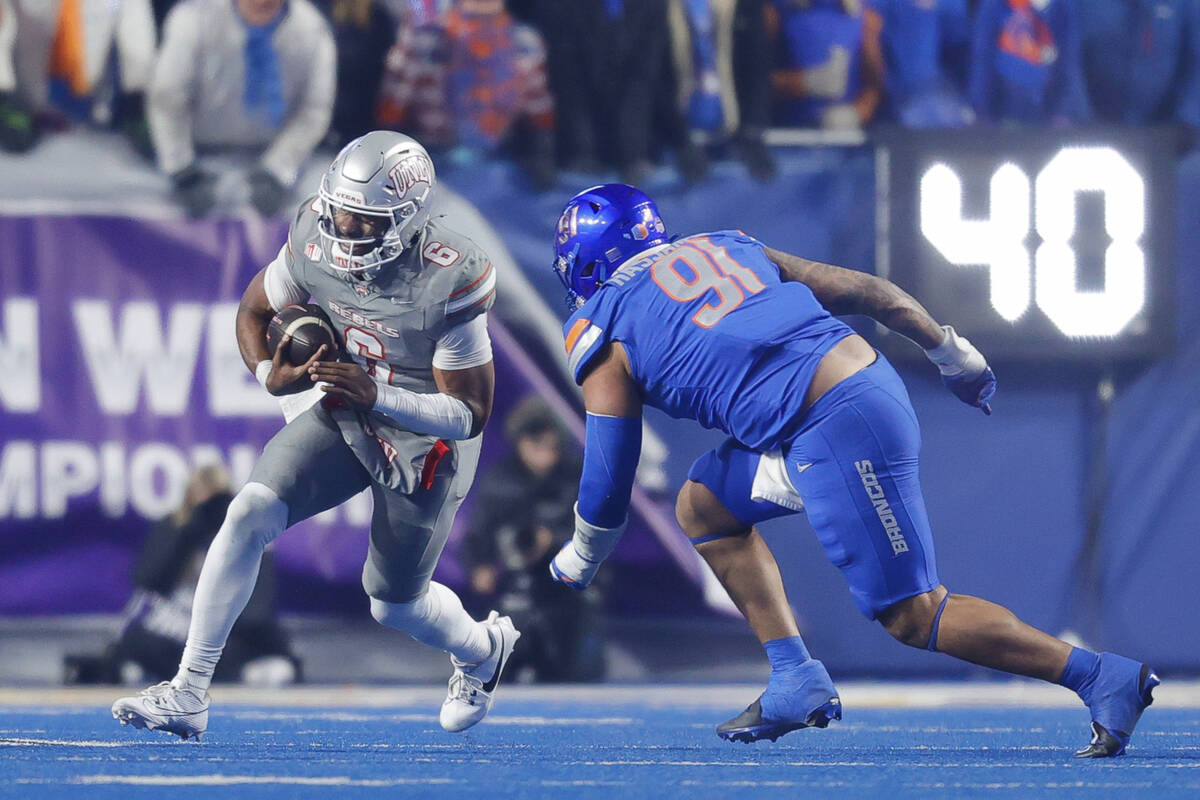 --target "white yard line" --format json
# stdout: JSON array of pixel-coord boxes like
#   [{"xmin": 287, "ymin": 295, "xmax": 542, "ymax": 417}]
[{"xmin": 1, "ymin": 681, "xmax": 1199, "ymax": 710}]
